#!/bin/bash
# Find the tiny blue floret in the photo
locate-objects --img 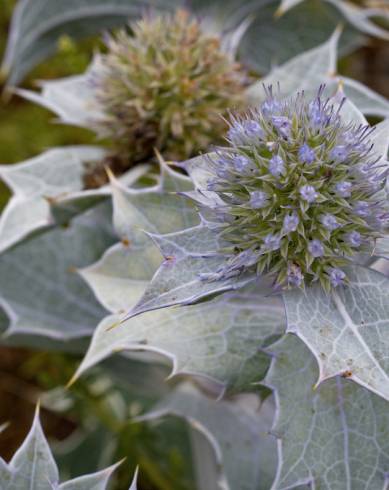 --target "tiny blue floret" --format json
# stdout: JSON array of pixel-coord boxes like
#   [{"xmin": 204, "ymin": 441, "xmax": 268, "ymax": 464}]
[
  {"xmin": 283, "ymin": 213, "xmax": 299, "ymax": 233},
  {"xmin": 329, "ymin": 268, "xmax": 346, "ymax": 287},
  {"xmin": 299, "ymin": 144, "xmax": 316, "ymax": 164},
  {"xmin": 250, "ymin": 191, "xmax": 269, "ymax": 209},
  {"xmin": 300, "ymin": 185, "xmax": 318, "ymax": 203},
  {"xmin": 321, "ymin": 214, "xmax": 340, "ymax": 231},
  {"xmin": 242, "ymin": 120, "xmax": 264, "ymax": 140},
  {"xmin": 308, "ymin": 239, "xmax": 324, "ymax": 257},
  {"xmin": 335, "ymin": 181, "xmax": 352, "ymax": 198},
  {"xmin": 354, "ymin": 201, "xmax": 370, "ymax": 217},
  {"xmin": 272, "ymin": 116, "xmax": 292, "ymax": 138},
  {"xmin": 264, "ymin": 233, "xmax": 281, "ymax": 251},
  {"xmin": 330, "ymin": 145, "xmax": 349, "ymax": 162},
  {"xmin": 346, "ymin": 231, "xmax": 362, "ymax": 247},
  {"xmin": 269, "ymin": 155, "xmax": 285, "ymax": 177},
  {"xmin": 233, "ymin": 155, "xmax": 251, "ymax": 173},
  {"xmin": 287, "ymin": 264, "xmax": 303, "ymax": 286}
]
